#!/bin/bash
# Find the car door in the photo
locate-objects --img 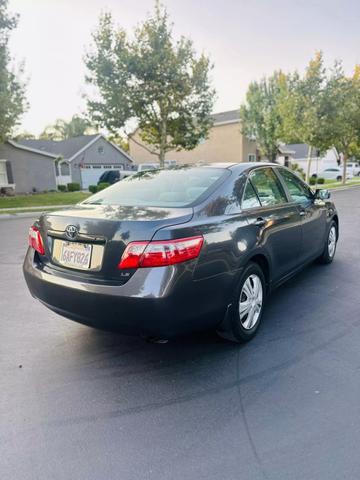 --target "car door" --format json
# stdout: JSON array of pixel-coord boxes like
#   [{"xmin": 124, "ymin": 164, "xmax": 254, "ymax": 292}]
[
  {"xmin": 245, "ymin": 167, "xmax": 303, "ymax": 282},
  {"xmin": 275, "ymin": 167, "xmax": 328, "ymax": 263}
]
